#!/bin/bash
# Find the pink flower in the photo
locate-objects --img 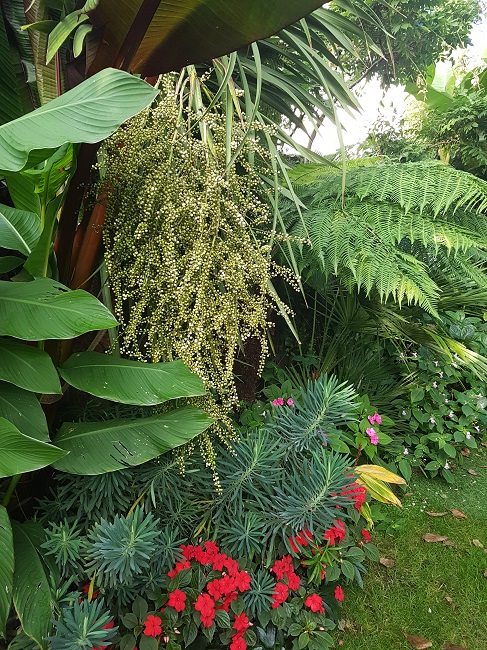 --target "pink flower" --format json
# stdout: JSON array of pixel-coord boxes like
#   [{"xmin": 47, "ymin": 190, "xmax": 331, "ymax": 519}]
[
  {"xmin": 366, "ymin": 428, "xmax": 378, "ymax": 445},
  {"xmin": 277, "ymin": 397, "xmax": 284, "ymax": 406},
  {"xmin": 287, "ymin": 398, "xmax": 294, "ymax": 406},
  {"xmin": 367, "ymin": 412, "xmax": 382, "ymax": 425},
  {"xmin": 272, "ymin": 399, "xmax": 279, "ymax": 406}
]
